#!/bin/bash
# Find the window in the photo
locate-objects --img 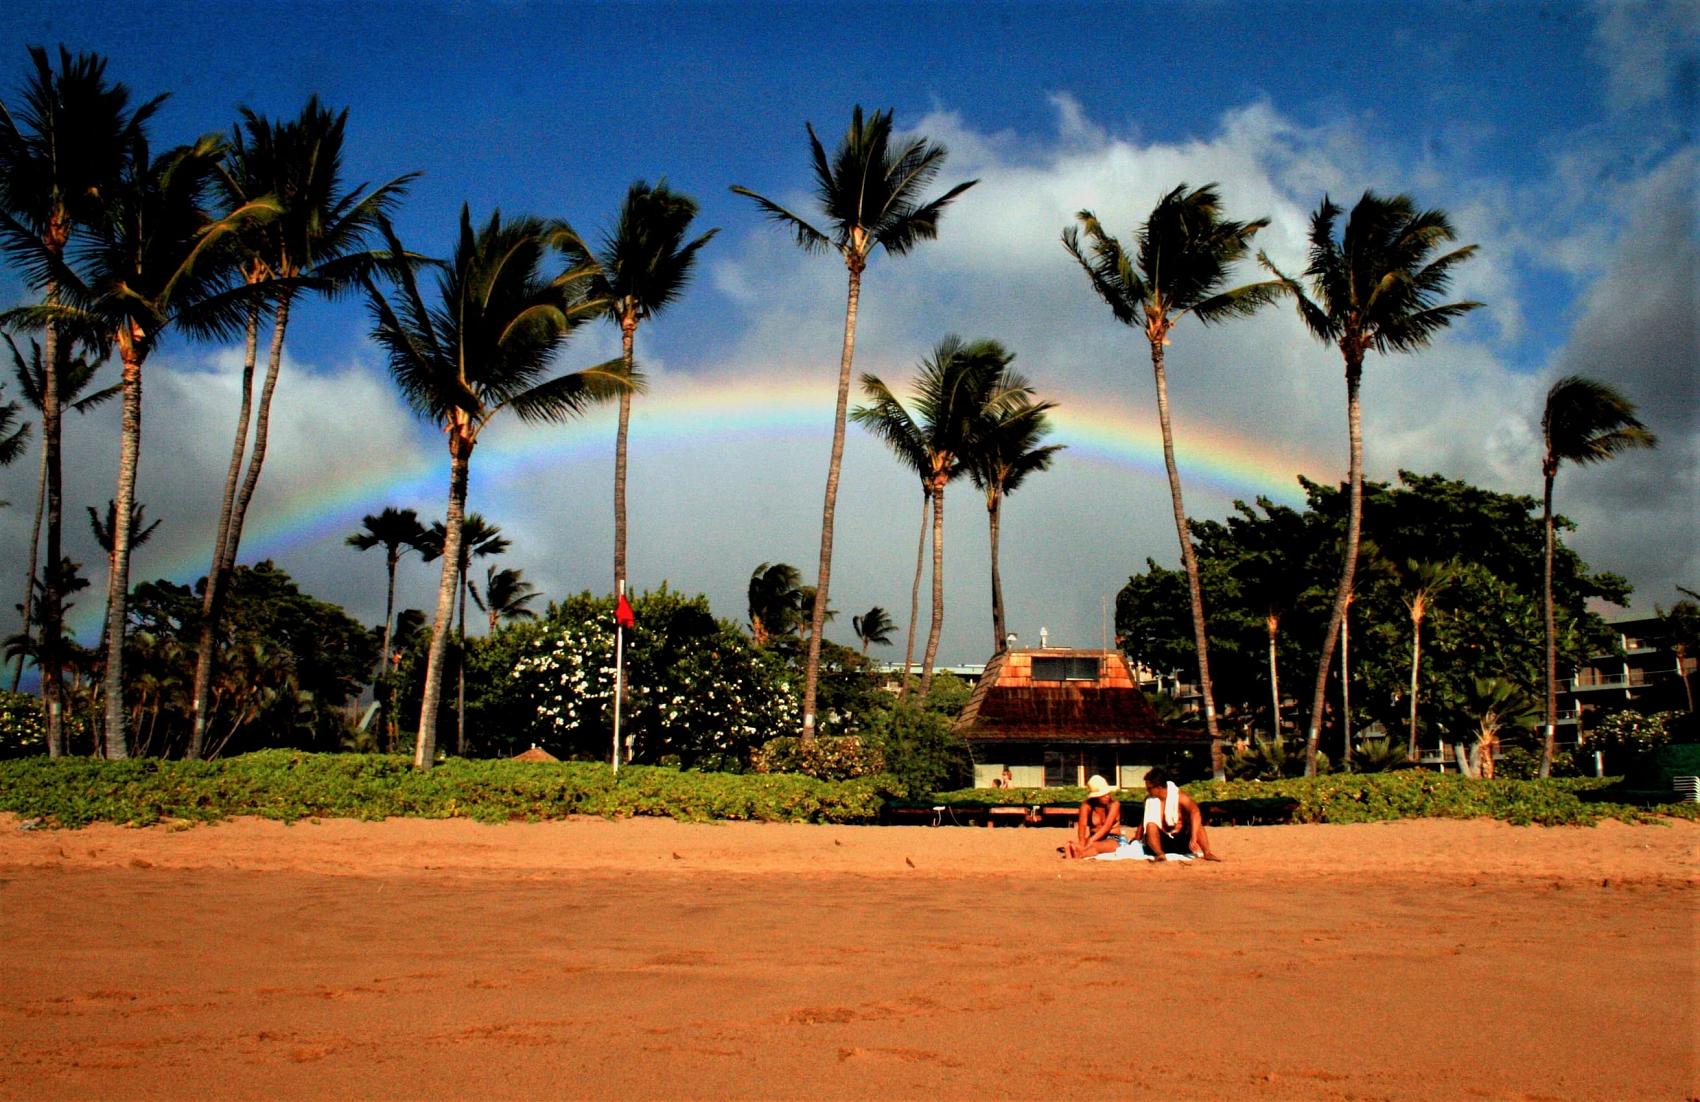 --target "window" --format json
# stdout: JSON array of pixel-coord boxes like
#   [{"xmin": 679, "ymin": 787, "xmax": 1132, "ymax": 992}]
[{"xmin": 1032, "ymin": 656, "xmax": 1099, "ymax": 682}]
